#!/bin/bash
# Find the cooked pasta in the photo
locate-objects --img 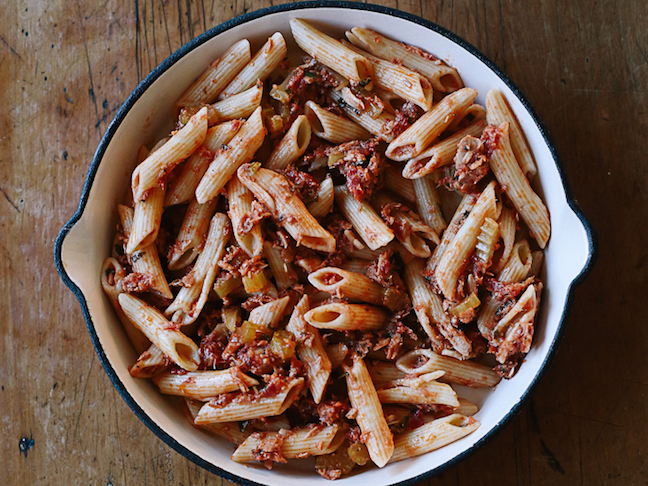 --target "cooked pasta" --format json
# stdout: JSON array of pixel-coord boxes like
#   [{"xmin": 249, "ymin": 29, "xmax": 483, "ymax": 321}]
[{"xmin": 101, "ymin": 21, "xmax": 550, "ymax": 480}]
